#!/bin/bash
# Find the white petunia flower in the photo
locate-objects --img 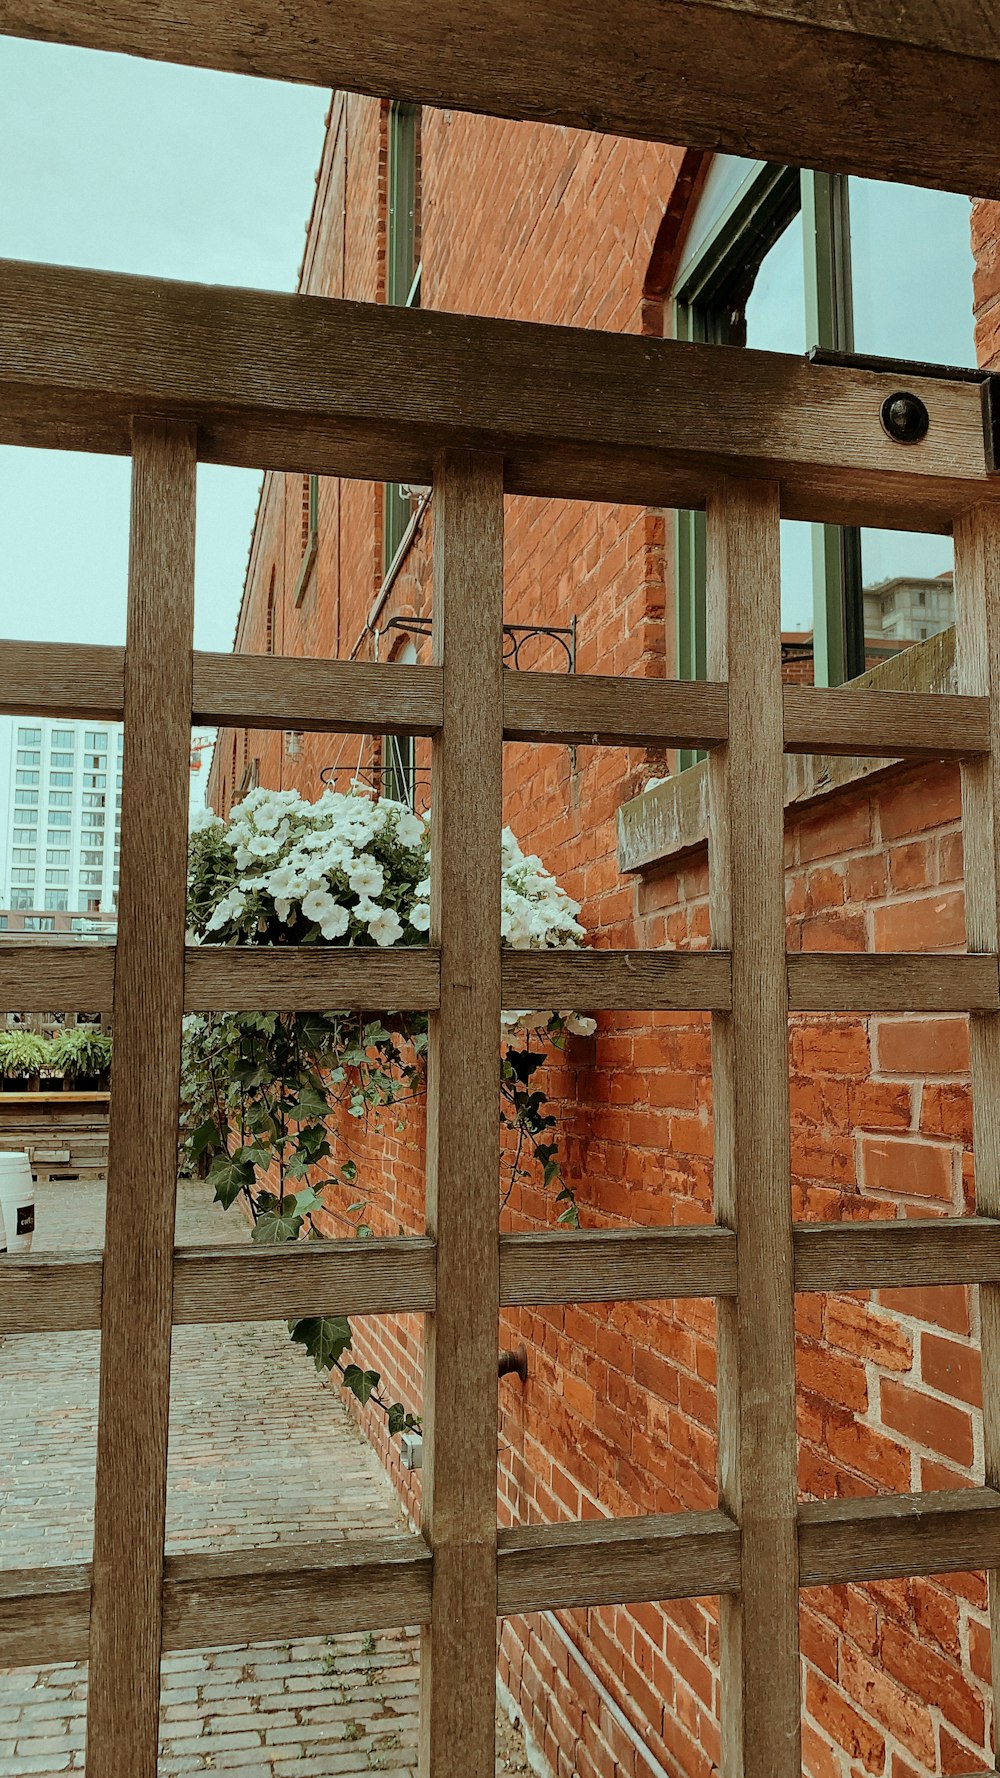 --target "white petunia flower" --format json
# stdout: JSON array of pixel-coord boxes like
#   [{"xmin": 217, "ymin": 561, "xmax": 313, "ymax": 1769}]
[
  {"xmin": 368, "ymin": 907, "xmax": 404, "ymax": 947},
  {"xmin": 319, "ymin": 904, "xmax": 350, "ymax": 940},
  {"xmin": 352, "ymin": 896, "xmax": 379, "ymax": 925},
  {"xmin": 302, "ymin": 888, "xmax": 338, "ymax": 924},
  {"xmin": 394, "ymin": 810, "xmax": 425, "ymax": 848},
  {"xmin": 409, "ymin": 902, "xmax": 431, "ymax": 932},
  {"xmin": 565, "ymin": 1013, "xmax": 597, "ymax": 1037},
  {"xmin": 348, "ymin": 854, "xmax": 385, "ymax": 898}
]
